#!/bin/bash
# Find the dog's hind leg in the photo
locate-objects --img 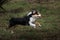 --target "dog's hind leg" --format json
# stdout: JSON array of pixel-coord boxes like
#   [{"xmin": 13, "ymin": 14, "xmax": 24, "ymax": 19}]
[
  {"xmin": 6, "ymin": 22, "xmax": 15, "ymax": 30},
  {"xmin": 9, "ymin": 23, "xmax": 15, "ymax": 28}
]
